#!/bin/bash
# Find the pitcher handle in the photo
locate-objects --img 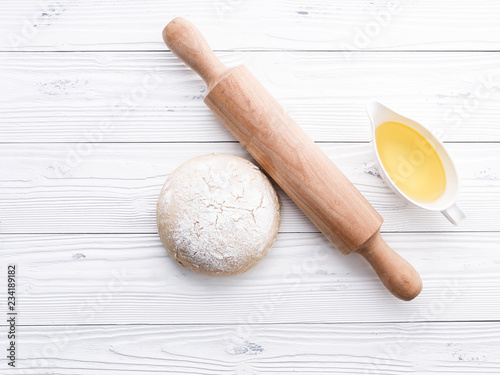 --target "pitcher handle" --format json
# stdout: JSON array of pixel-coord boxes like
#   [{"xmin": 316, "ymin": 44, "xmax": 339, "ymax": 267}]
[{"xmin": 441, "ymin": 203, "xmax": 466, "ymax": 226}]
